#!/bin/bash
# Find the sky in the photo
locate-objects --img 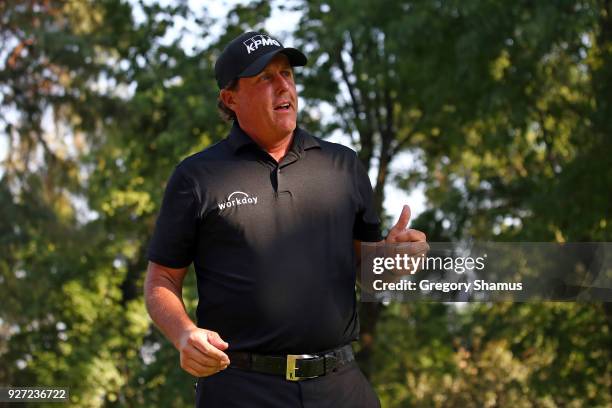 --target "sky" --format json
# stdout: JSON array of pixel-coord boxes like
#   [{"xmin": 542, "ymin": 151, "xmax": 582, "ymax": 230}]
[{"xmin": 0, "ymin": 0, "xmax": 426, "ymax": 226}]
